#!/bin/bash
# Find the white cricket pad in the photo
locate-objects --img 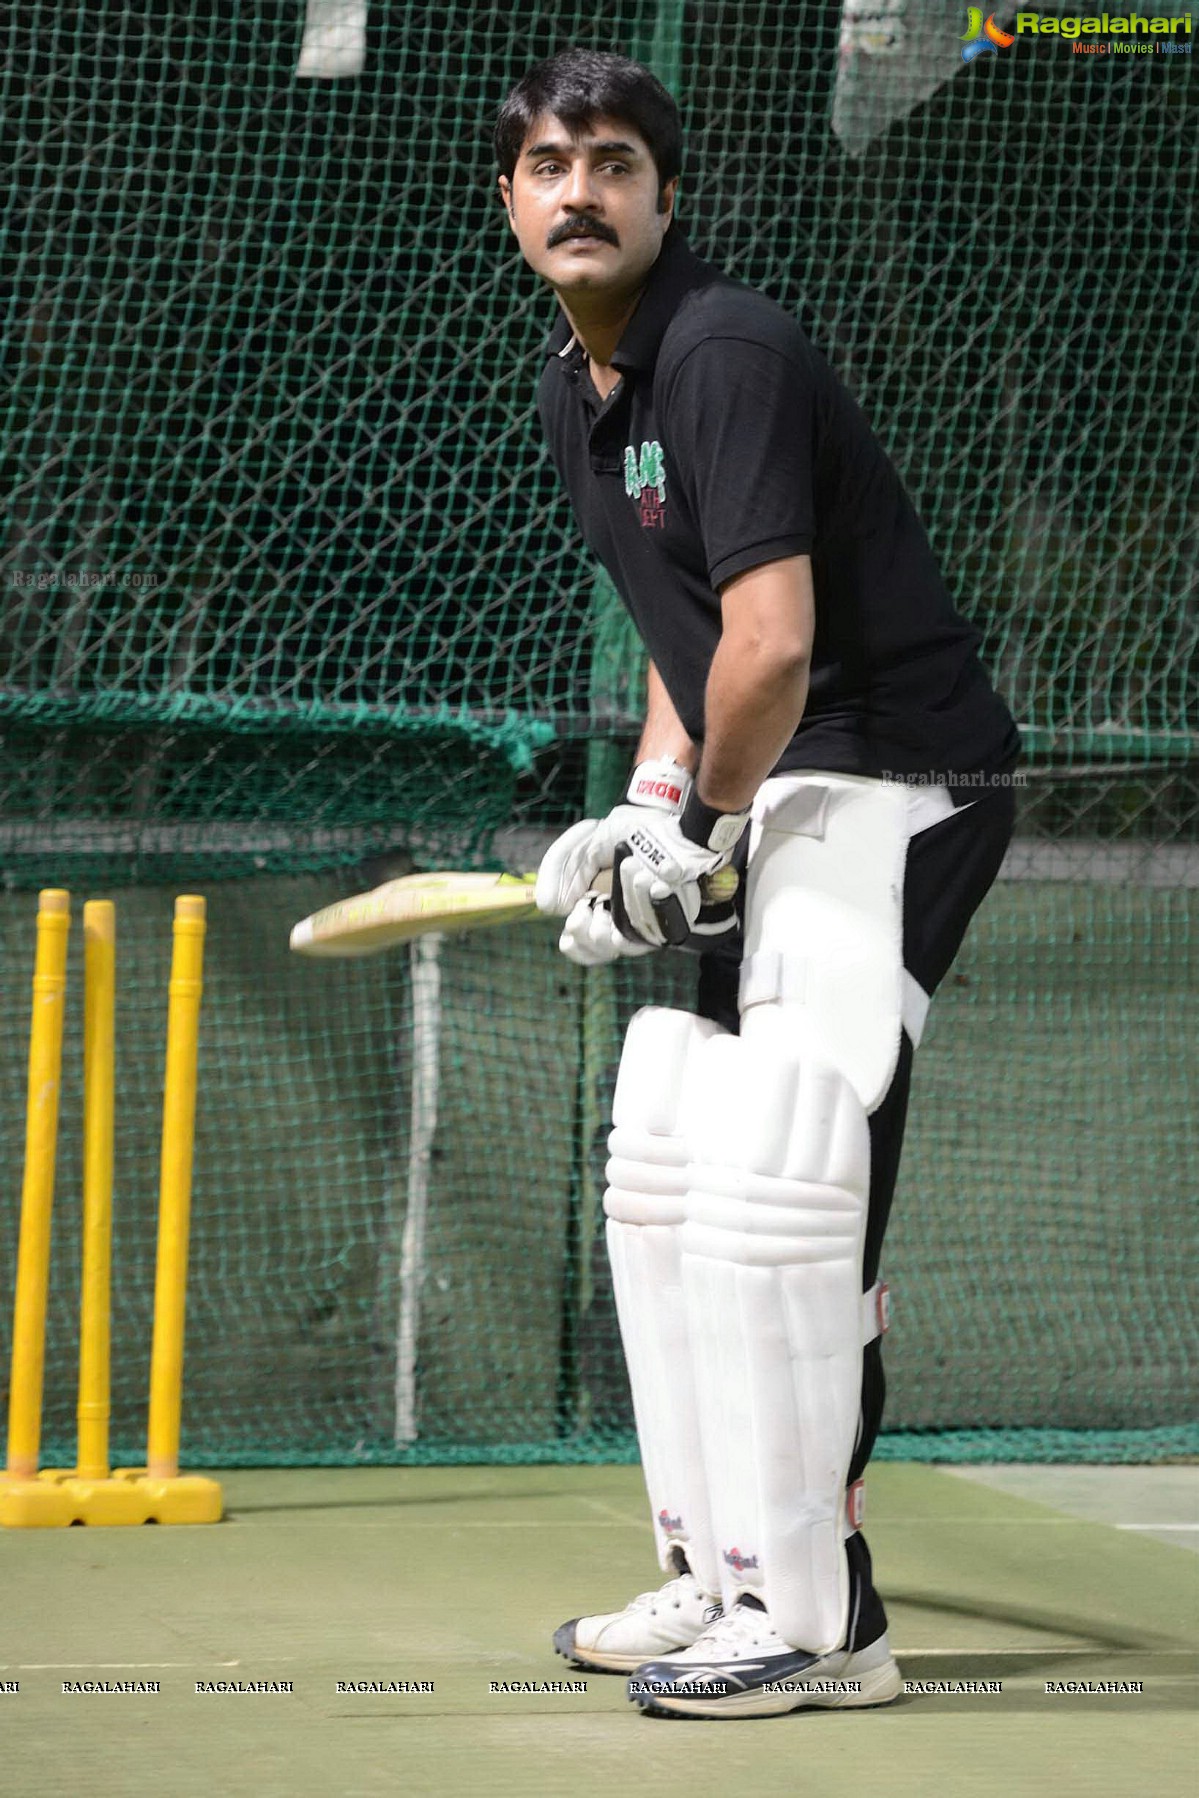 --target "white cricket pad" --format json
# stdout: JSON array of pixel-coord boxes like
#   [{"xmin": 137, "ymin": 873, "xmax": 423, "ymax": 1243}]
[
  {"xmin": 604, "ymin": 1007, "xmax": 725, "ymax": 1595},
  {"xmin": 681, "ymin": 1031, "xmax": 872, "ymax": 1655}
]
